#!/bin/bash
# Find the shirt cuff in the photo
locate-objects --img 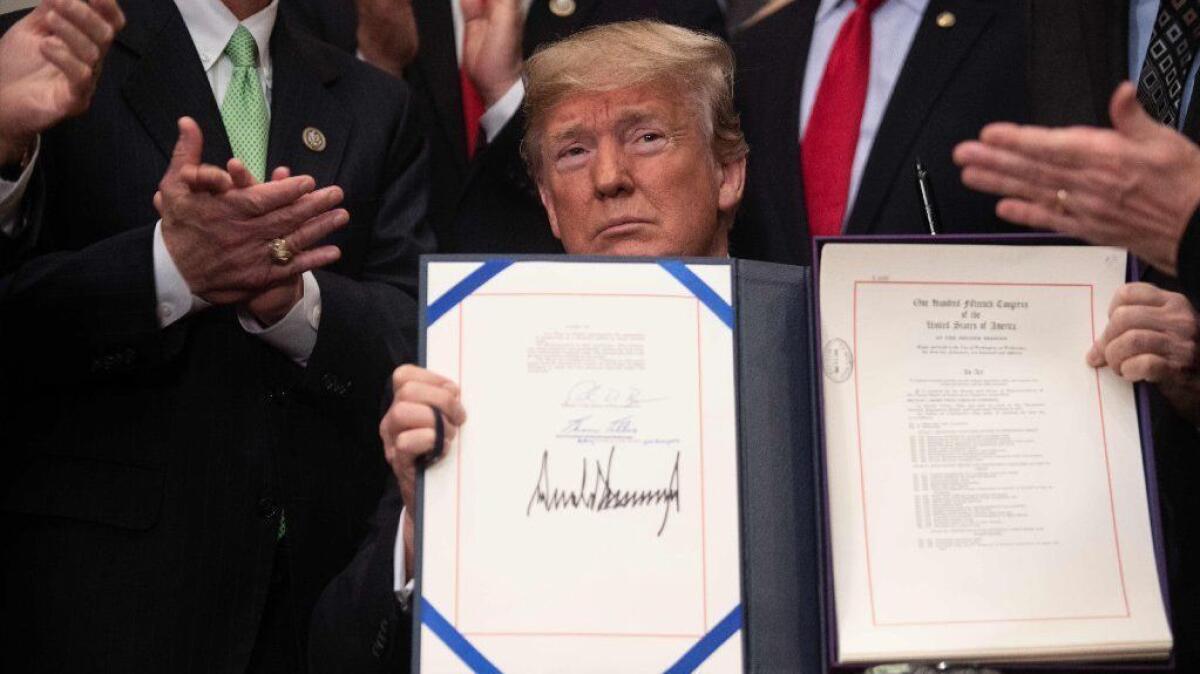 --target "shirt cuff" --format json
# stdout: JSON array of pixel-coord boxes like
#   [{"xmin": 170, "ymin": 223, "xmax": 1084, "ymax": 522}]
[
  {"xmin": 236, "ymin": 271, "xmax": 321, "ymax": 366},
  {"xmin": 0, "ymin": 135, "xmax": 40, "ymax": 238},
  {"xmin": 479, "ymin": 78, "xmax": 525, "ymax": 143},
  {"xmin": 393, "ymin": 506, "xmax": 416, "ymax": 609},
  {"xmin": 152, "ymin": 220, "xmax": 210, "ymax": 328}
]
